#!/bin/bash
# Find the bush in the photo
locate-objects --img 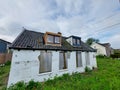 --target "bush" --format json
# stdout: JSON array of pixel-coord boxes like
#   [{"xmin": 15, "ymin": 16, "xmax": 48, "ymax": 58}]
[
  {"xmin": 8, "ymin": 81, "xmax": 26, "ymax": 90},
  {"xmin": 7, "ymin": 80, "xmax": 43, "ymax": 90},
  {"xmin": 85, "ymin": 66, "xmax": 92, "ymax": 73},
  {"xmin": 110, "ymin": 53, "xmax": 120, "ymax": 59},
  {"xmin": 96, "ymin": 55, "xmax": 106, "ymax": 58},
  {"xmin": 0, "ymin": 68, "xmax": 5, "ymax": 75},
  {"xmin": 5, "ymin": 61, "xmax": 11, "ymax": 66},
  {"xmin": 26, "ymin": 80, "xmax": 38, "ymax": 90}
]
